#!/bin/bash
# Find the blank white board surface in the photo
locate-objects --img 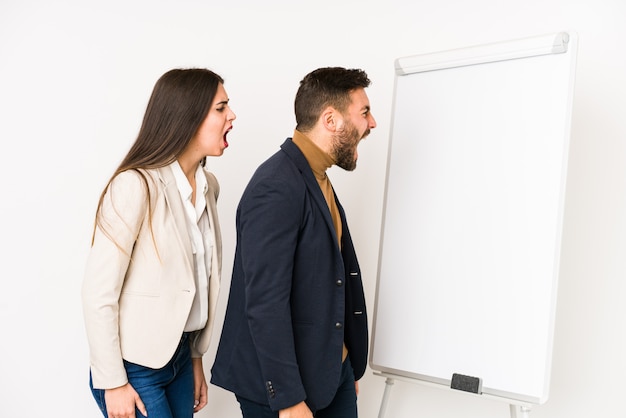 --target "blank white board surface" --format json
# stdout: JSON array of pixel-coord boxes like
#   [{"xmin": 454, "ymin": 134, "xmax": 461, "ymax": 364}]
[{"xmin": 370, "ymin": 32, "xmax": 578, "ymax": 405}]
